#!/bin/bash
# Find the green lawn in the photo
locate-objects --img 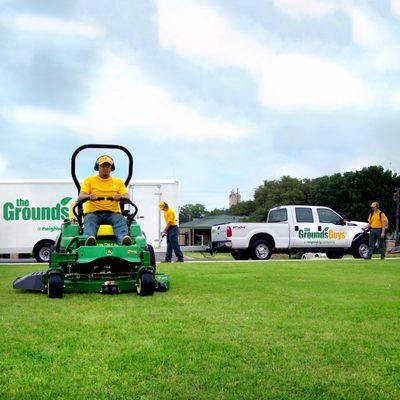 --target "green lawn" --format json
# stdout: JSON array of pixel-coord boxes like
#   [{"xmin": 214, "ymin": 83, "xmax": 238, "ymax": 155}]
[{"xmin": 0, "ymin": 260, "xmax": 399, "ymax": 400}]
